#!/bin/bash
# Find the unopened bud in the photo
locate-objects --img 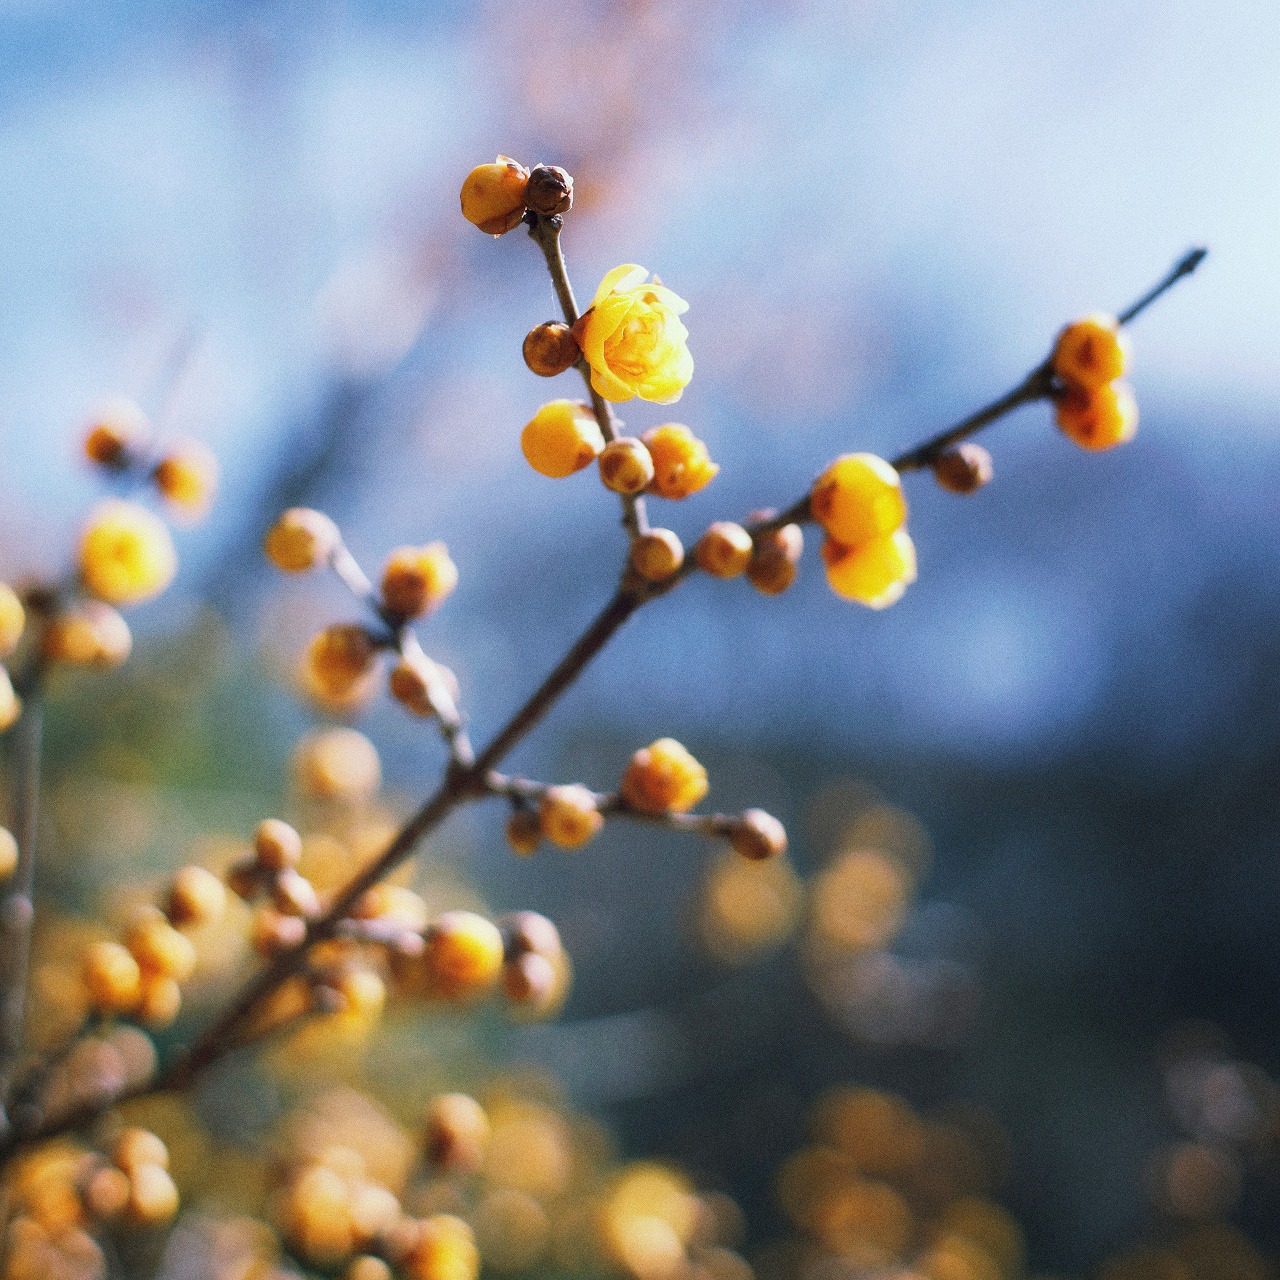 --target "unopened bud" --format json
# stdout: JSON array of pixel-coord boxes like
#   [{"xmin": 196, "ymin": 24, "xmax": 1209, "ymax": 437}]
[
  {"xmin": 504, "ymin": 809, "xmax": 542, "ymax": 857},
  {"xmin": 695, "ymin": 522, "xmax": 753, "ymax": 579},
  {"xmin": 523, "ymin": 321, "xmax": 580, "ymax": 377},
  {"xmin": 932, "ymin": 443, "xmax": 993, "ymax": 495},
  {"xmin": 746, "ymin": 517, "xmax": 803, "ymax": 596},
  {"xmin": 598, "ymin": 438, "xmax": 655, "ymax": 495},
  {"xmin": 729, "ymin": 809, "xmax": 787, "ymax": 861},
  {"xmin": 264, "ymin": 508, "xmax": 341, "ymax": 573},
  {"xmin": 525, "ymin": 164, "xmax": 573, "ymax": 217},
  {"xmin": 631, "ymin": 528, "xmax": 684, "ymax": 582},
  {"xmin": 254, "ymin": 818, "xmax": 302, "ymax": 872},
  {"xmin": 460, "ymin": 156, "xmax": 530, "ymax": 235},
  {"xmin": 273, "ymin": 868, "xmax": 321, "ymax": 919}
]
